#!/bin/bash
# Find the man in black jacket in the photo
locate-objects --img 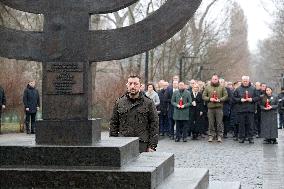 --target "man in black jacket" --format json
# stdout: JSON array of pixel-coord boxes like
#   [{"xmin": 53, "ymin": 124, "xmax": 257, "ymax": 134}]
[
  {"xmin": 0, "ymin": 85, "xmax": 6, "ymax": 134},
  {"xmin": 109, "ymin": 75, "xmax": 159, "ymax": 153},
  {"xmin": 233, "ymin": 76, "xmax": 260, "ymax": 144},
  {"xmin": 278, "ymin": 87, "xmax": 284, "ymax": 129},
  {"xmin": 158, "ymin": 81, "xmax": 169, "ymax": 136},
  {"xmin": 23, "ymin": 80, "xmax": 40, "ymax": 134}
]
